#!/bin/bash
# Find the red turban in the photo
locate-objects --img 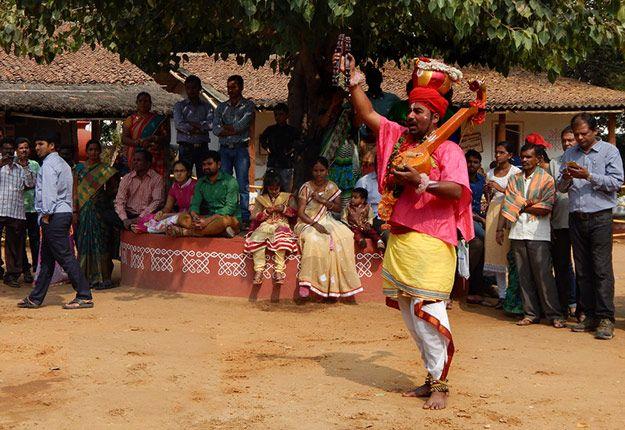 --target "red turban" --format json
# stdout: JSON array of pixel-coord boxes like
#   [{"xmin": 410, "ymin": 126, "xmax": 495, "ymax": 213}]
[
  {"xmin": 525, "ymin": 132, "xmax": 552, "ymax": 149},
  {"xmin": 408, "ymin": 87, "xmax": 449, "ymax": 119}
]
